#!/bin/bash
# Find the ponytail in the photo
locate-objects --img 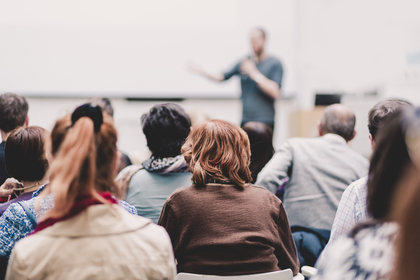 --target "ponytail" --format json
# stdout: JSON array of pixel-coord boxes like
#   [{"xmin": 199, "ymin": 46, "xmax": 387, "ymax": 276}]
[{"xmin": 37, "ymin": 115, "xmax": 117, "ymax": 220}]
